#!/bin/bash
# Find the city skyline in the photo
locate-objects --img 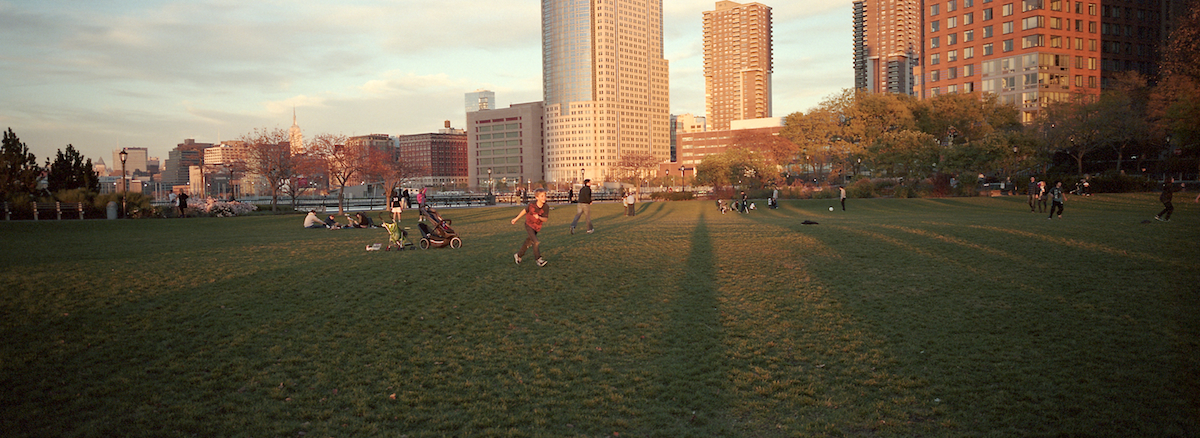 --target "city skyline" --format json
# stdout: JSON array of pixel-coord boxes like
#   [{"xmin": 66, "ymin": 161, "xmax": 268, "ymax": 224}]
[{"xmin": 0, "ymin": 0, "xmax": 852, "ymax": 165}]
